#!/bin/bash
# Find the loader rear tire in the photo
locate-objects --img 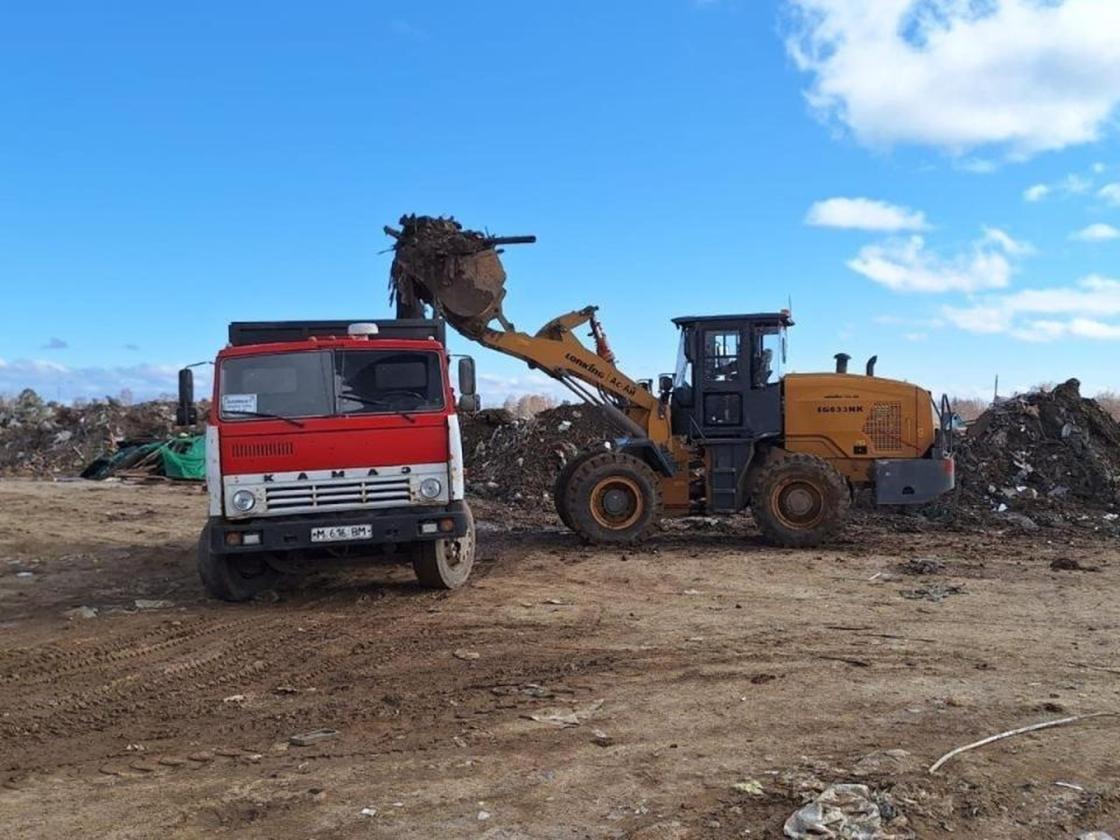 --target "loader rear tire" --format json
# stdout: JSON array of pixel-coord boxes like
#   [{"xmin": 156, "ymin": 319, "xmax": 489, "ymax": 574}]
[
  {"xmin": 564, "ymin": 452, "xmax": 661, "ymax": 544},
  {"xmin": 553, "ymin": 449, "xmax": 603, "ymax": 530},
  {"xmin": 750, "ymin": 453, "xmax": 849, "ymax": 548}
]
